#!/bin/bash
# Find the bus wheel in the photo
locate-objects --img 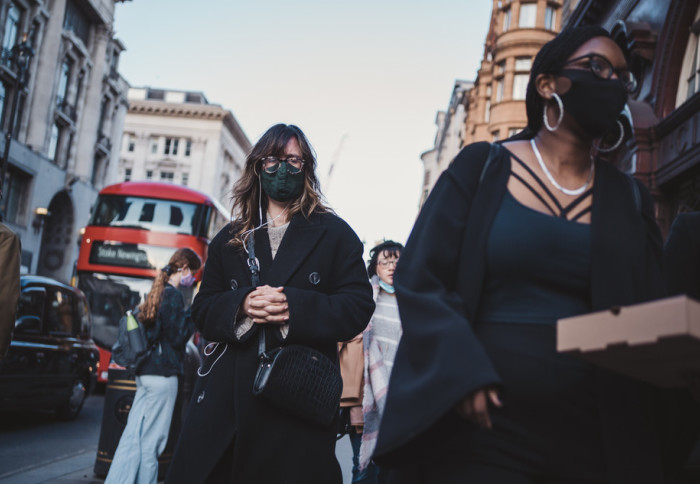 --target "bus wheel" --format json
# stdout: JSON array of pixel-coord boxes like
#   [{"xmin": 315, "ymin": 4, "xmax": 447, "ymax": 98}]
[{"xmin": 56, "ymin": 379, "xmax": 87, "ymax": 420}]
